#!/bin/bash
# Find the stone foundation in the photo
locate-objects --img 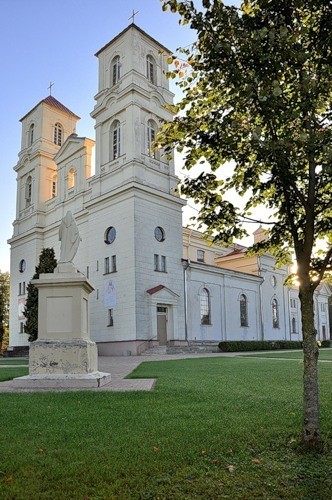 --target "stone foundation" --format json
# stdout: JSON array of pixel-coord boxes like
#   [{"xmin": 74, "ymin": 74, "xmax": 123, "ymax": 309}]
[{"xmin": 29, "ymin": 339, "xmax": 98, "ymax": 375}]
